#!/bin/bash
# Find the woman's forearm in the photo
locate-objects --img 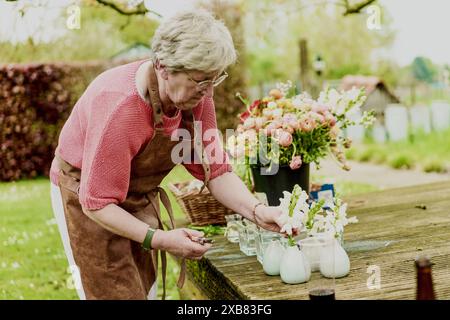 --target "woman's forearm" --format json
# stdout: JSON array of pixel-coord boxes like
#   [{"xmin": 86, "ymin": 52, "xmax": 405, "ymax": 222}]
[
  {"xmin": 82, "ymin": 204, "xmax": 150, "ymax": 244},
  {"xmin": 207, "ymin": 172, "xmax": 260, "ymax": 222}
]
